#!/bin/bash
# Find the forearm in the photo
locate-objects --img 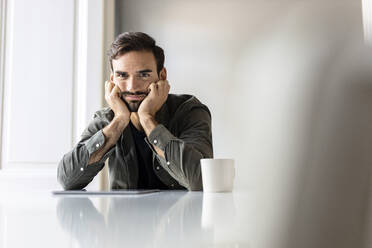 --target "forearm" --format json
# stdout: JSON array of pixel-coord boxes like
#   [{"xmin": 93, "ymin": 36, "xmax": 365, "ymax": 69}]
[
  {"xmin": 57, "ymin": 138, "xmax": 106, "ymax": 190},
  {"xmin": 162, "ymin": 139, "xmax": 211, "ymax": 190},
  {"xmin": 146, "ymin": 124, "xmax": 213, "ymax": 191},
  {"xmin": 57, "ymin": 103, "xmax": 130, "ymax": 190},
  {"xmin": 140, "ymin": 115, "xmax": 165, "ymax": 158},
  {"xmin": 88, "ymin": 117, "xmax": 128, "ymax": 164},
  {"xmin": 139, "ymin": 114, "xmax": 204, "ymax": 188}
]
